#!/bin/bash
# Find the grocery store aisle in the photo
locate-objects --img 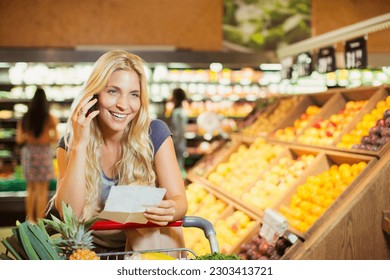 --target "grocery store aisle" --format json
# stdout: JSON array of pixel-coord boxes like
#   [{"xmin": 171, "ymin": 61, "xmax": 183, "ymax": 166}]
[{"xmin": 0, "ymin": 227, "xmax": 13, "ymax": 254}]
